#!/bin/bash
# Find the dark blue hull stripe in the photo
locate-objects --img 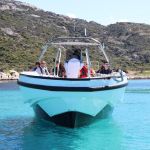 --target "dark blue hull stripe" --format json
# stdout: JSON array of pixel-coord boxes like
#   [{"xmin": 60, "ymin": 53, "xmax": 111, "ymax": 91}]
[{"xmin": 18, "ymin": 81, "xmax": 128, "ymax": 92}]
